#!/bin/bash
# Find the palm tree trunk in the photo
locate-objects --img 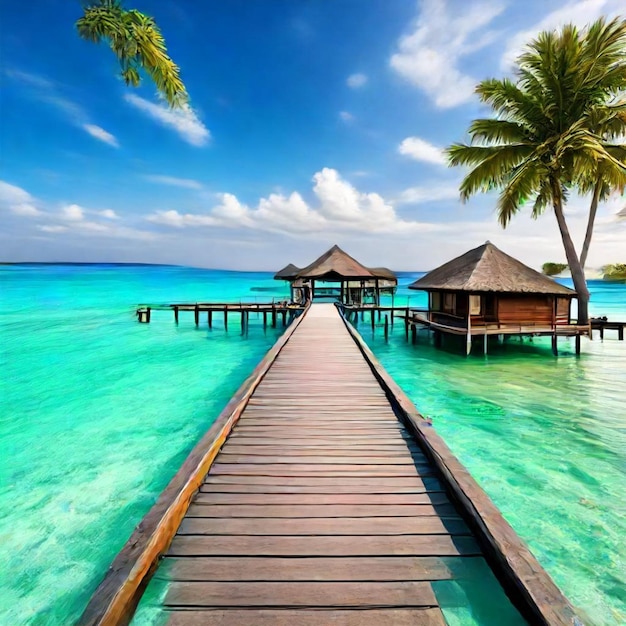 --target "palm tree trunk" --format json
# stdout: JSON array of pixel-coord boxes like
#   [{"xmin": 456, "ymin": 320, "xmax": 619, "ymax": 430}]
[
  {"xmin": 552, "ymin": 182, "xmax": 590, "ymax": 324},
  {"xmin": 579, "ymin": 180, "xmax": 602, "ymax": 269}
]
